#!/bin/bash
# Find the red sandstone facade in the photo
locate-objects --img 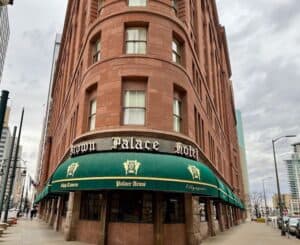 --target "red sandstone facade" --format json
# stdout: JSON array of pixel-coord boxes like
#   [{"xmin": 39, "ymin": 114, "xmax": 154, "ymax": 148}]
[{"xmin": 38, "ymin": 0, "xmax": 245, "ymax": 244}]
